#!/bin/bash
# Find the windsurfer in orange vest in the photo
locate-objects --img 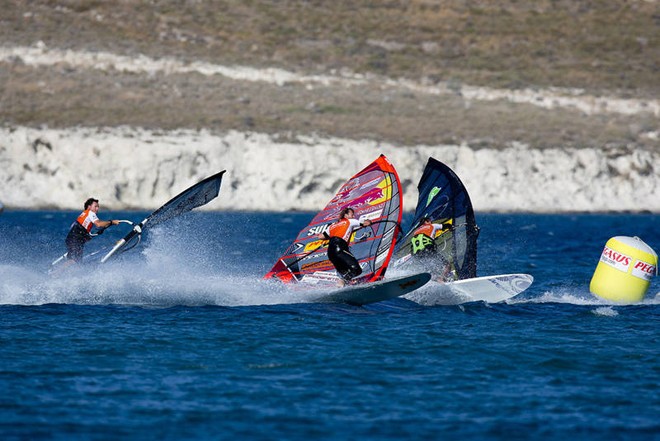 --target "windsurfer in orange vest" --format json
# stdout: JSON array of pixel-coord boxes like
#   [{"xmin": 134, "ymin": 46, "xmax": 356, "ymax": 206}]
[
  {"xmin": 65, "ymin": 198, "xmax": 118, "ymax": 263},
  {"xmin": 411, "ymin": 217, "xmax": 449, "ymax": 253},
  {"xmin": 325, "ymin": 207, "xmax": 372, "ymax": 285}
]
